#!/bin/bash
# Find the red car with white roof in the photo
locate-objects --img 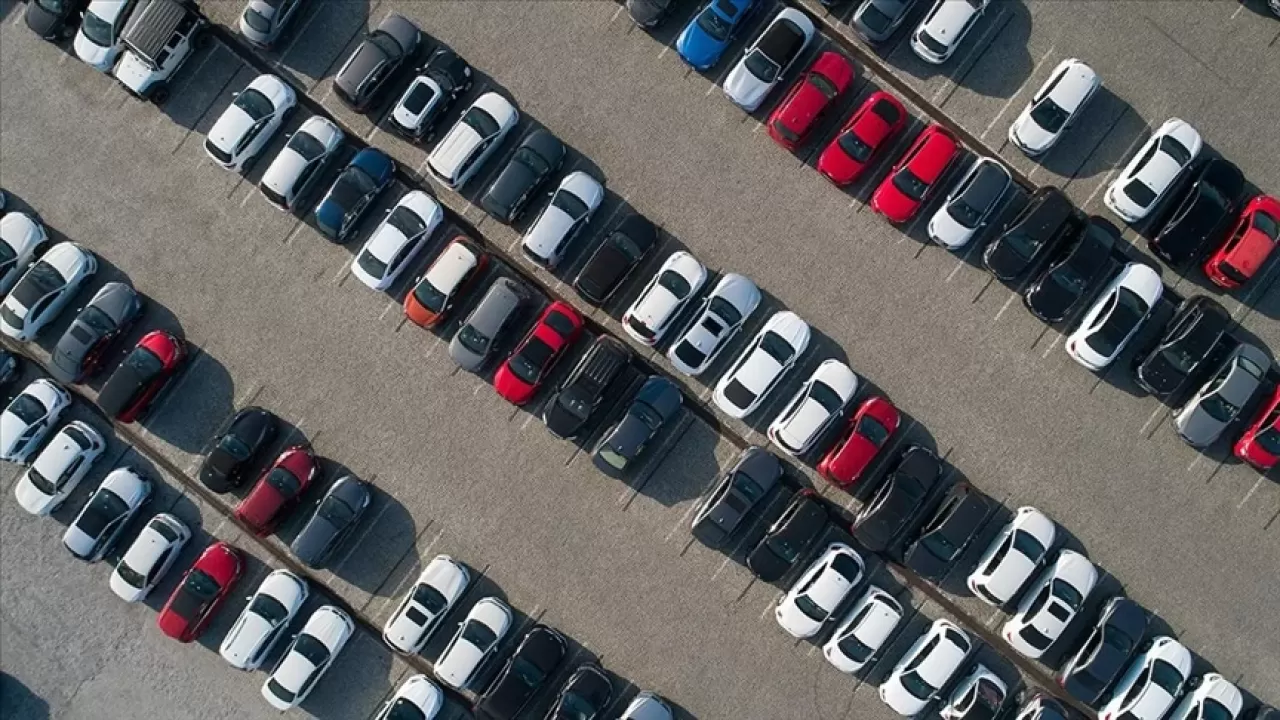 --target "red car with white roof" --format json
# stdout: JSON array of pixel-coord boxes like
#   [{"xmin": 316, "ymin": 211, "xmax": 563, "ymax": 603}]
[
  {"xmin": 817, "ymin": 91, "xmax": 907, "ymax": 186},
  {"xmin": 494, "ymin": 301, "xmax": 583, "ymax": 405},
  {"xmin": 233, "ymin": 446, "xmax": 319, "ymax": 536},
  {"xmin": 871, "ymin": 123, "xmax": 959, "ymax": 223},
  {"xmin": 766, "ymin": 51, "xmax": 856, "ymax": 151},
  {"xmin": 156, "ymin": 541, "xmax": 244, "ymax": 642},
  {"xmin": 1203, "ymin": 195, "xmax": 1280, "ymax": 289},
  {"xmin": 817, "ymin": 396, "xmax": 900, "ymax": 488}
]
